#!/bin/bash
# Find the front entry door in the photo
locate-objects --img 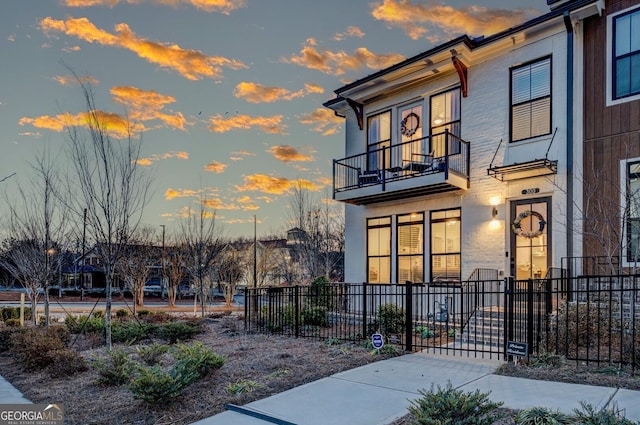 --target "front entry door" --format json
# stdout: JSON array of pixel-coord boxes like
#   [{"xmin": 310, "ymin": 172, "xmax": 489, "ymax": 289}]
[{"xmin": 510, "ymin": 198, "xmax": 551, "ymax": 280}]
